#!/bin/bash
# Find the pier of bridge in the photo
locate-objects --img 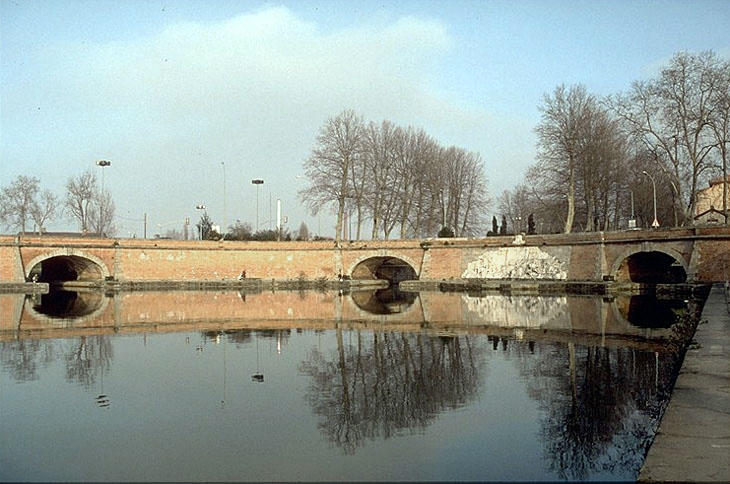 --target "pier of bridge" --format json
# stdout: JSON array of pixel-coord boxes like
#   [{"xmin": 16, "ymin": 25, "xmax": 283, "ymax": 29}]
[{"xmin": 0, "ymin": 227, "xmax": 728, "ymax": 287}]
